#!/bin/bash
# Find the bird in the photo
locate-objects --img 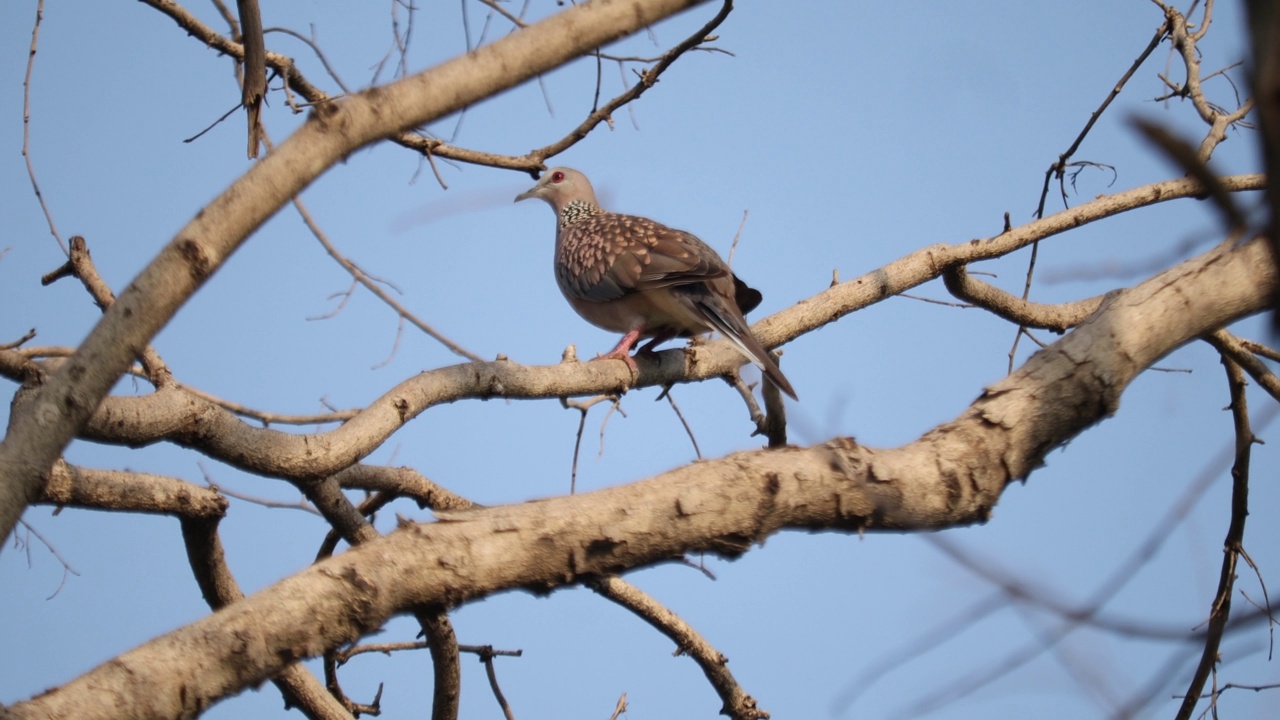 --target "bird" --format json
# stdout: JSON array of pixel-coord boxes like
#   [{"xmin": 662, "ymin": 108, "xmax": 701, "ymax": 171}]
[{"xmin": 515, "ymin": 167, "xmax": 797, "ymax": 400}]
